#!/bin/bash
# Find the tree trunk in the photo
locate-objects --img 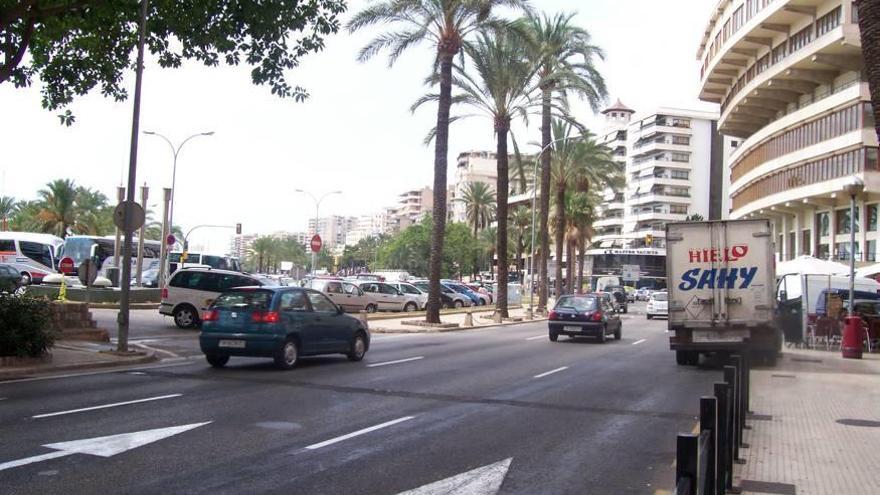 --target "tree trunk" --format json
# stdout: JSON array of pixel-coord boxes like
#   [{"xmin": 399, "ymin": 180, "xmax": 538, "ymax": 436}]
[
  {"xmin": 538, "ymin": 89, "xmax": 552, "ymax": 312},
  {"xmin": 566, "ymin": 239, "xmax": 575, "ymax": 294},
  {"xmin": 516, "ymin": 234, "xmax": 524, "ymax": 286},
  {"xmin": 577, "ymin": 239, "xmax": 585, "ymax": 293},
  {"xmin": 858, "ymin": 0, "xmax": 880, "ymax": 142},
  {"xmin": 258, "ymin": 254, "xmax": 263, "ymax": 274},
  {"xmin": 554, "ymin": 183, "xmax": 565, "ymax": 299},
  {"xmin": 496, "ymin": 123, "xmax": 510, "ymax": 318},
  {"xmin": 473, "ymin": 220, "xmax": 479, "ymax": 280},
  {"xmin": 426, "ymin": 51, "xmax": 453, "ymax": 324}
]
